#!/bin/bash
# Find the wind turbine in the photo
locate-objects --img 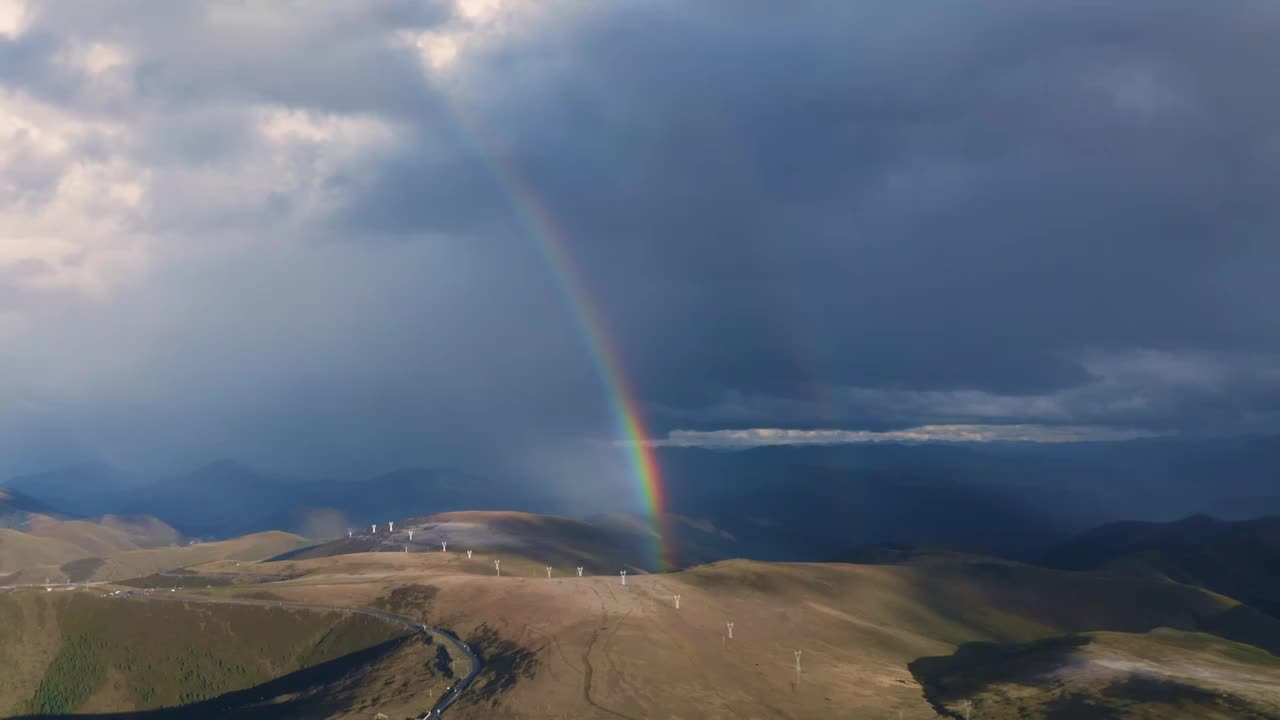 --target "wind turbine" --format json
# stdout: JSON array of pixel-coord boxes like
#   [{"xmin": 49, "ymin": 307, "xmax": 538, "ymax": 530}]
[
  {"xmin": 388, "ymin": 521, "xmax": 394, "ymax": 533},
  {"xmin": 546, "ymin": 566, "xmax": 552, "ymax": 578},
  {"xmin": 576, "ymin": 566, "xmax": 584, "ymax": 577},
  {"xmin": 673, "ymin": 594, "xmax": 681, "ymax": 609},
  {"xmin": 441, "ymin": 541, "xmax": 448, "ymax": 552},
  {"xmin": 494, "ymin": 559, "xmax": 501, "ymax": 577},
  {"xmin": 726, "ymin": 622, "xmax": 734, "ymax": 639},
  {"xmin": 347, "ymin": 529, "xmax": 352, "ymax": 539},
  {"xmin": 408, "ymin": 530, "xmax": 414, "ymax": 541},
  {"xmin": 371, "ymin": 523, "xmax": 377, "ymax": 534},
  {"xmin": 467, "ymin": 550, "xmax": 472, "ymax": 558},
  {"xmin": 619, "ymin": 570, "xmax": 627, "ymax": 586},
  {"xmin": 794, "ymin": 650, "xmax": 802, "ymax": 684}
]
